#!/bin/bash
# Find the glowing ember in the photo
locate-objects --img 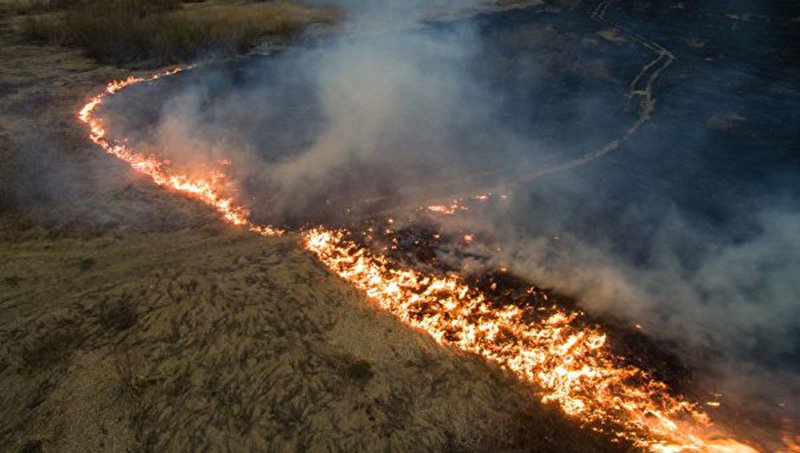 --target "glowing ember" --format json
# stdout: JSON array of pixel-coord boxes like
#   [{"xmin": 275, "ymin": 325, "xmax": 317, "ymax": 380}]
[
  {"xmin": 79, "ymin": 70, "xmax": 769, "ymax": 452},
  {"xmin": 425, "ymin": 193, "xmax": 492, "ymax": 215},
  {"xmin": 427, "ymin": 200, "xmax": 464, "ymax": 214}
]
